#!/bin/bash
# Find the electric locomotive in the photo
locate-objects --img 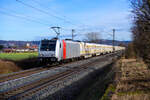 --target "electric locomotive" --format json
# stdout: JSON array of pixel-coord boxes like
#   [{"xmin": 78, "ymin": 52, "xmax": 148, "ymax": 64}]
[
  {"xmin": 38, "ymin": 38, "xmax": 81, "ymax": 62},
  {"xmin": 38, "ymin": 38, "xmax": 125, "ymax": 63}
]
